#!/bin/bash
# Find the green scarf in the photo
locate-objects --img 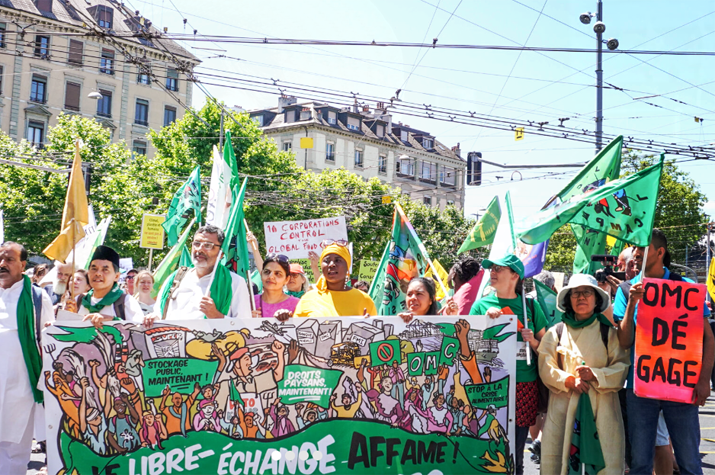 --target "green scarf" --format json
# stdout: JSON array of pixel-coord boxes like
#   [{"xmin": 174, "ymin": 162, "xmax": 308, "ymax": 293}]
[
  {"xmin": 17, "ymin": 276, "xmax": 43, "ymax": 403},
  {"xmin": 158, "ymin": 265, "xmax": 233, "ymax": 318},
  {"xmin": 286, "ymin": 290, "xmax": 305, "ymax": 299},
  {"xmin": 561, "ymin": 311, "xmax": 612, "ymax": 329},
  {"xmin": 81, "ymin": 283, "xmax": 124, "ymax": 313}
]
